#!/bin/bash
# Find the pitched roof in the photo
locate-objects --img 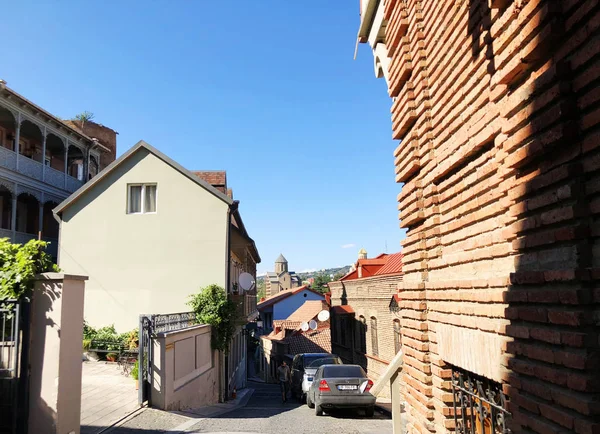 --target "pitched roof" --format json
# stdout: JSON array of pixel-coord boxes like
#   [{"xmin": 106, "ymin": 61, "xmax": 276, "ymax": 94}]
[
  {"xmin": 256, "ymin": 285, "xmax": 324, "ymax": 310},
  {"xmin": 374, "ymin": 252, "xmax": 404, "ymax": 276},
  {"xmin": 339, "ymin": 252, "xmax": 403, "ymax": 282},
  {"xmin": 287, "ymin": 300, "xmax": 328, "ymax": 322},
  {"xmin": 275, "ymin": 254, "xmax": 288, "ymax": 263},
  {"xmin": 285, "ymin": 328, "xmax": 331, "ymax": 354},
  {"xmin": 272, "ymin": 320, "xmax": 303, "ymax": 331},
  {"xmin": 54, "ymin": 140, "xmax": 233, "ymax": 214}
]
